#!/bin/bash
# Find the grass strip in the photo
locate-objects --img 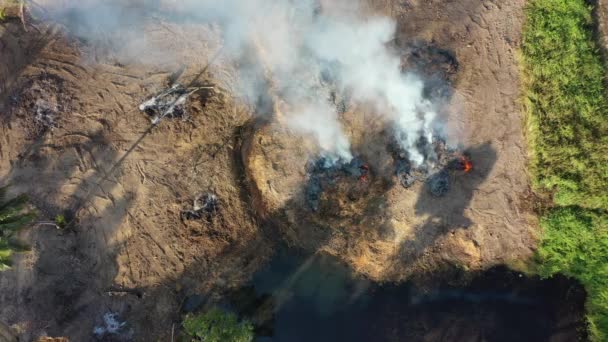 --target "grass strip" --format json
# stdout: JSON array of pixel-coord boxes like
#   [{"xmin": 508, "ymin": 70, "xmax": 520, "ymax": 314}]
[
  {"xmin": 522, "ymin": 0, "xmax": 608, "ymax": 340},
  {"xmin": 536, "ymin": 207, "xmax": 608, "ymax": 339},
  {"xmin": 522, "ymin": 0, "xmax": 608, "ymax": 209}
]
